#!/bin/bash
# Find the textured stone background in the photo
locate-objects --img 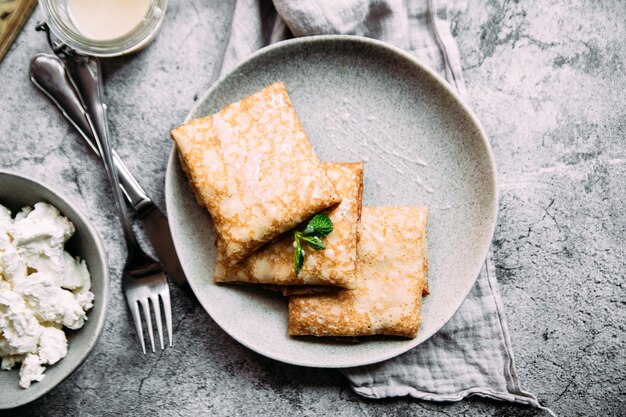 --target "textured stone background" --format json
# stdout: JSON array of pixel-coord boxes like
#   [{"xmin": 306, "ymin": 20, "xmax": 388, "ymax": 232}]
[{"xmin": 0, "ymin": 0, "xmax": 624, "ymax": 416}]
